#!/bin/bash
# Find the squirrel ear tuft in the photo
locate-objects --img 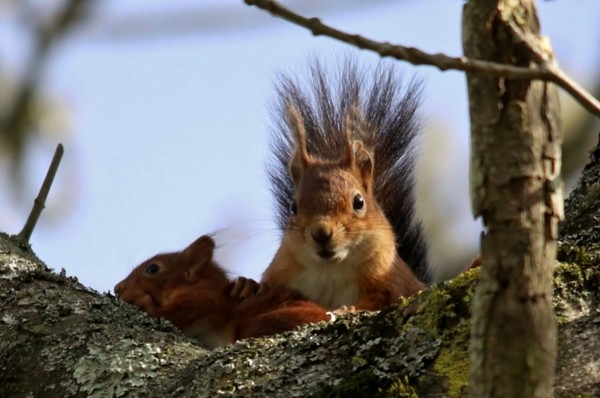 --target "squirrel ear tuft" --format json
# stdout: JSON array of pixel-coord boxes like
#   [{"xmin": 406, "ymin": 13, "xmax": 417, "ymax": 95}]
[
  {"xmin": 183, "ymin": 235, "xmax": 215, "ymax": 280},
  {"xmin": 289, "ymin": 149, "xmax": 304, "ymax": 185},
  {"xmin": 352, "ymin": 140, "xmax": 374, "ymax": 191},
  {"xmin": 345, "ymin": 101, "xmax": 364, "ymax": 141},
  {"xmin": 185, "ymin": 235, "xmax": 215, "ymax": 256},
  {"xmin": 286, "ymin": 102, "xmax": 310, "ymax": 184},
  {"xmin": 342, "ymin": 101, "xmax": 366, "ymax": 168}
]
